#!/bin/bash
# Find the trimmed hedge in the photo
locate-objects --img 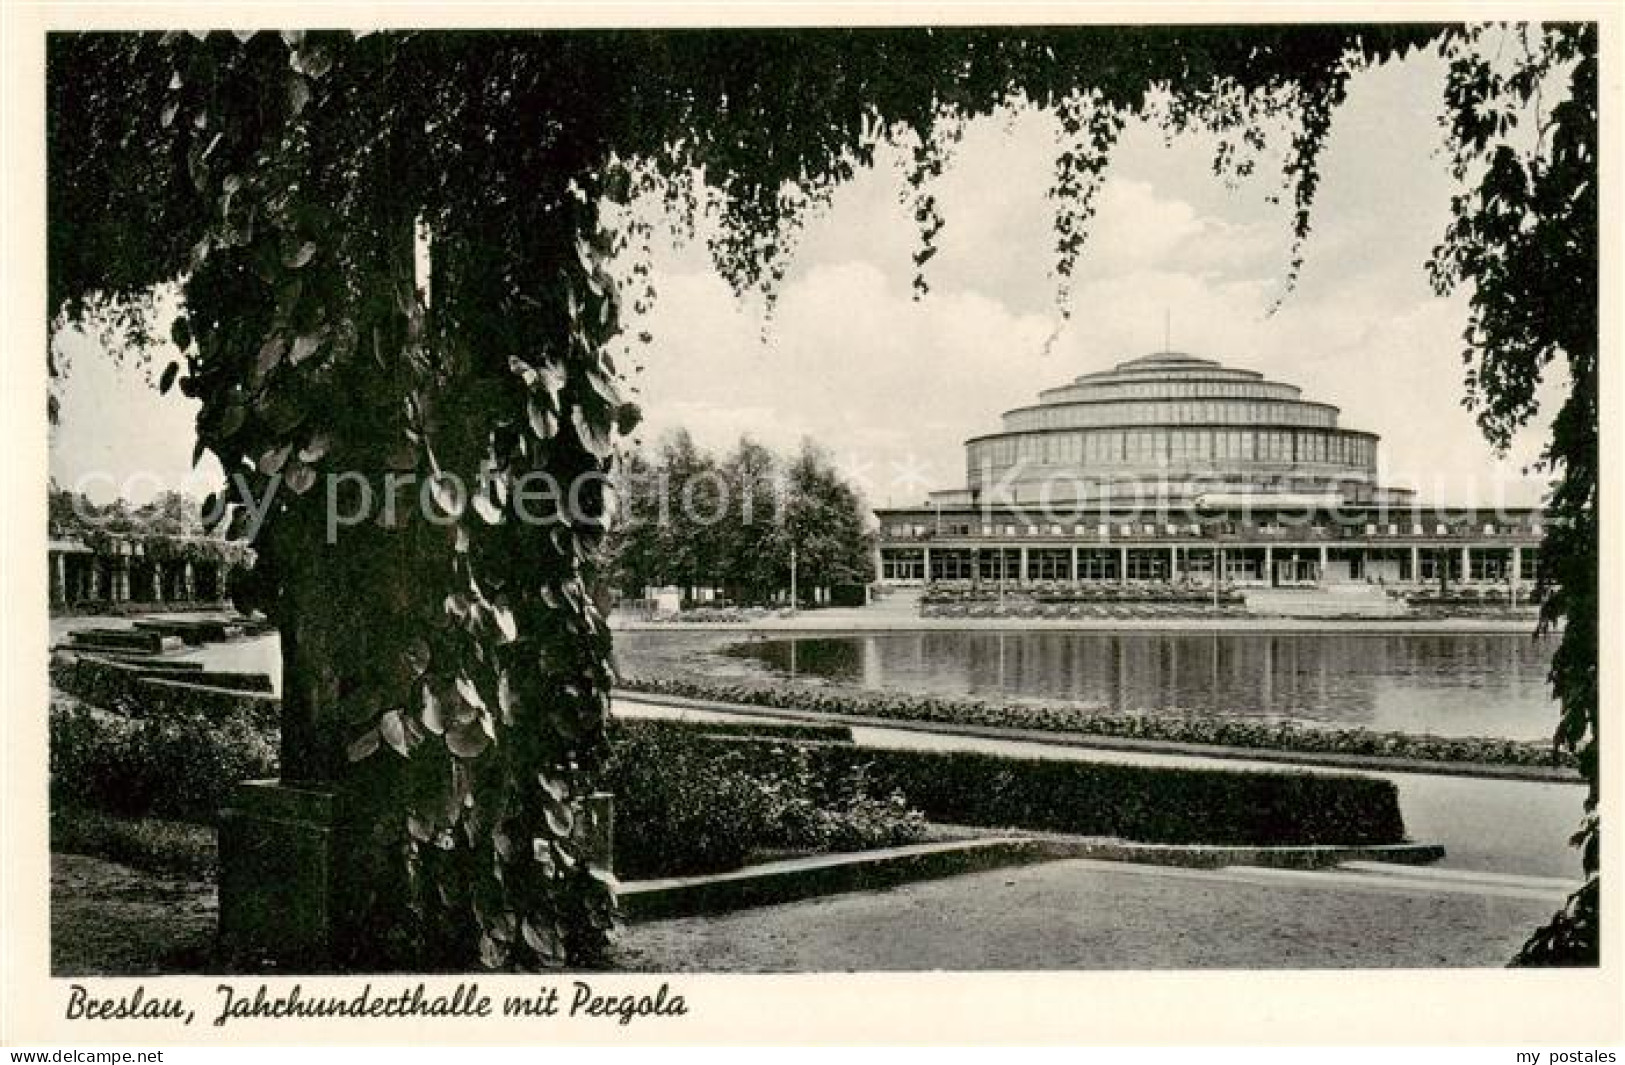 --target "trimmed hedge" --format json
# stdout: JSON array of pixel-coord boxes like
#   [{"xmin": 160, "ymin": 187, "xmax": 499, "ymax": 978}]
[
  {"xmin": 134, "ymin": 677, "xmax": 279, "ymax": 731},
  {"xmin": 827, "ymin": 745, "xmax": 1402, "ymax": 845},
  {"xmin": 51, "ymin": 655, "xmax": 277, "ymax": 729},
  {"xmin": 656, "ymin": 731, "xmax": 1406, "ymax": 846},
  {"xmin": 49, "ymin": 695, "xmax": 277, "ymax": 822},
  {"xmin": 603, "ymin": 720, "xmax": 925, "ymax": 878},
  {"xmin": 621, "ymin": 670, "xmax": 1573, "ymax": 770}
]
